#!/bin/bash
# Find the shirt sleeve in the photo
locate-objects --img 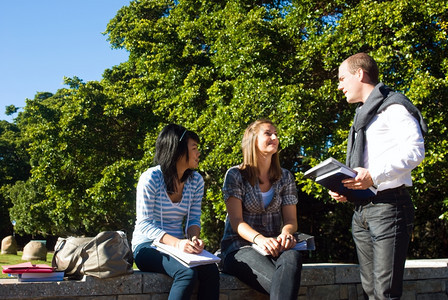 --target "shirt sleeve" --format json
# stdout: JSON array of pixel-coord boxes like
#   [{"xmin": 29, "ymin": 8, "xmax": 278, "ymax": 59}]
[
  {"xmin": 369, "ymin": 104, "xmax": 425, "ymax": 185},
  {"xmin": 222, "ymin": 167, "xmax": 244, "ymax": 202},
  {"xmin": 186, "ymin": 172, "xmax": 204, "ymax": 230},
  {"xmin": 280, "ymin": 169, "xmax": 298, "ymax": 206},
  {"xmin": 134, "ymin": 169, "xmax": 166, "ymax": 242}
]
